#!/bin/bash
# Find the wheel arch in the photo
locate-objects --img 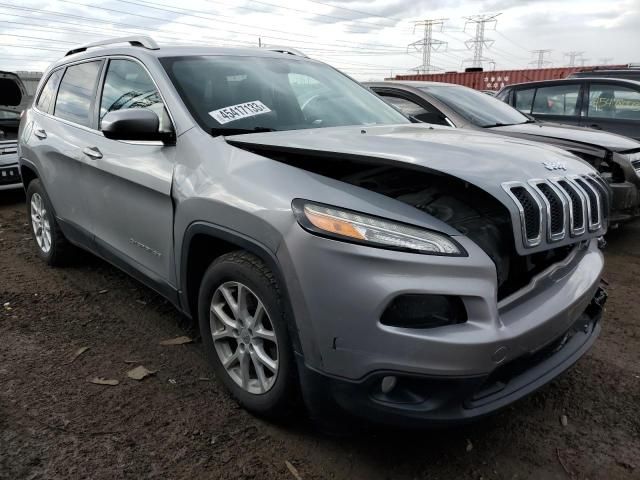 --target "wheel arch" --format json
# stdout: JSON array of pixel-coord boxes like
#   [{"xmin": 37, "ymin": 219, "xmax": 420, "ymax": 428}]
[
  {"xmin": 180, "ymin": 222, "xmax": 302, "ymax": 354},
  {"xmin": 19, "ymin": 159, "xmax": 39, "ymax": 189}
]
